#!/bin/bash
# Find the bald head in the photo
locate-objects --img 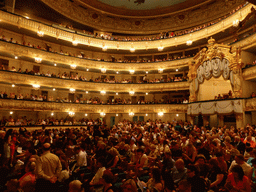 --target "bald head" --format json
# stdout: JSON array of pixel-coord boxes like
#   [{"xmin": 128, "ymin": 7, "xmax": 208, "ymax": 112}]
[
  {"xmin": 43, "ymin": 143, "xmax": 51, "ymax": 151},
  {"xmin": 69, "ymin": 180, "xmax": 83, "ymax": 192}
]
